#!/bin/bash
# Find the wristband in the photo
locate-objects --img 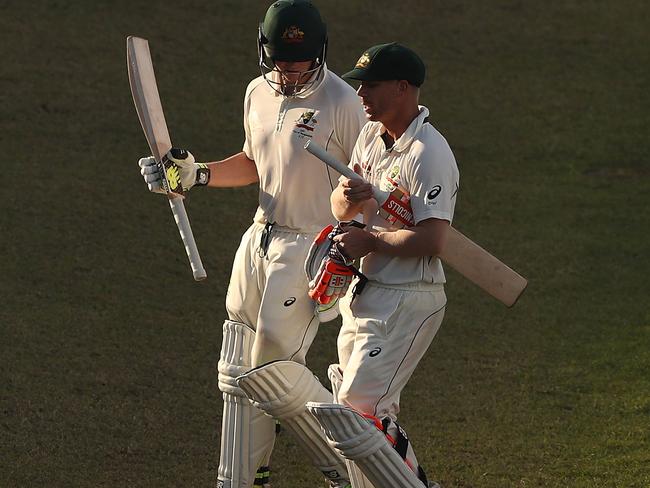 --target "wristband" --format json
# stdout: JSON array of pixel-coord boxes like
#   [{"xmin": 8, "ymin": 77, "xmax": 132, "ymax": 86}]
[{"xmin": 195, "ymin": 163, "xmax": 210, "ymax": 186}]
